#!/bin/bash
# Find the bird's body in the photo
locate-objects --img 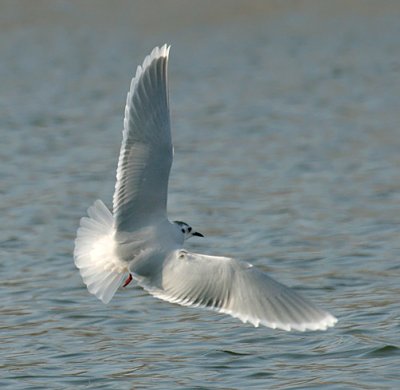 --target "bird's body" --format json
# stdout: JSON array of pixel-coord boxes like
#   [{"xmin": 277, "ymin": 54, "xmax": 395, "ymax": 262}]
[{"xmin": 74, "ymin": 45, "xmax": 337, "ymax": 331}]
